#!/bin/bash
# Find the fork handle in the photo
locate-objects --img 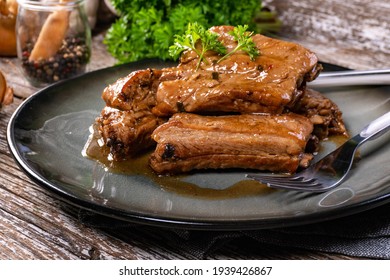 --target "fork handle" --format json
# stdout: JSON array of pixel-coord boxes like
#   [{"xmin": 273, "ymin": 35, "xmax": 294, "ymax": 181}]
[
  {"xmin": 310, "ymin": 69, "xmax": 390, "ymax": 87},
  {"xmin": 359, "ymin": 111, "xmax": 390, "ymax": 142}
]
